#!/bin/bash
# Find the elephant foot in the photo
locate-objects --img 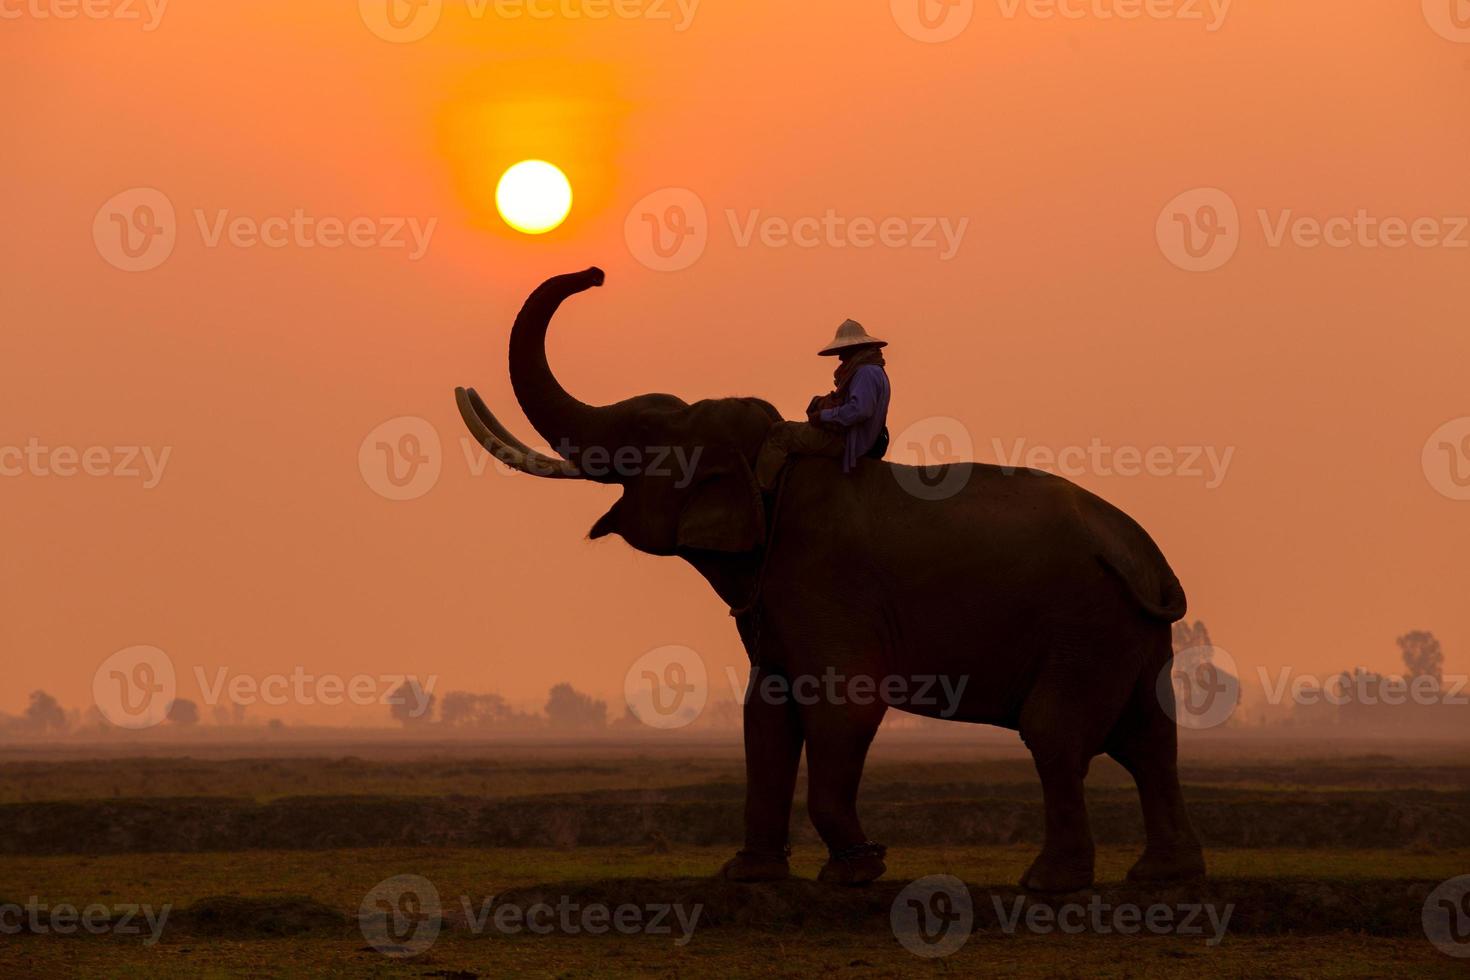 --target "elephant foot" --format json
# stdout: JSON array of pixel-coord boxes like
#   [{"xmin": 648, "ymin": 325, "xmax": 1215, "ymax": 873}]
[
  {"xmin": 718, "ymin": 847, "xmax": 790, "ymax": 883},
  {"xmin": 1020, "ymin": 848, "xmax": 1095, "ymax": 894},
  {"xmin": 1126, "ymin": 846, "xmax": 1206, "ymax": 884},
  {"xmin": 818, "ymin": 841, "xmax": 887, "ymax": 886}
]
